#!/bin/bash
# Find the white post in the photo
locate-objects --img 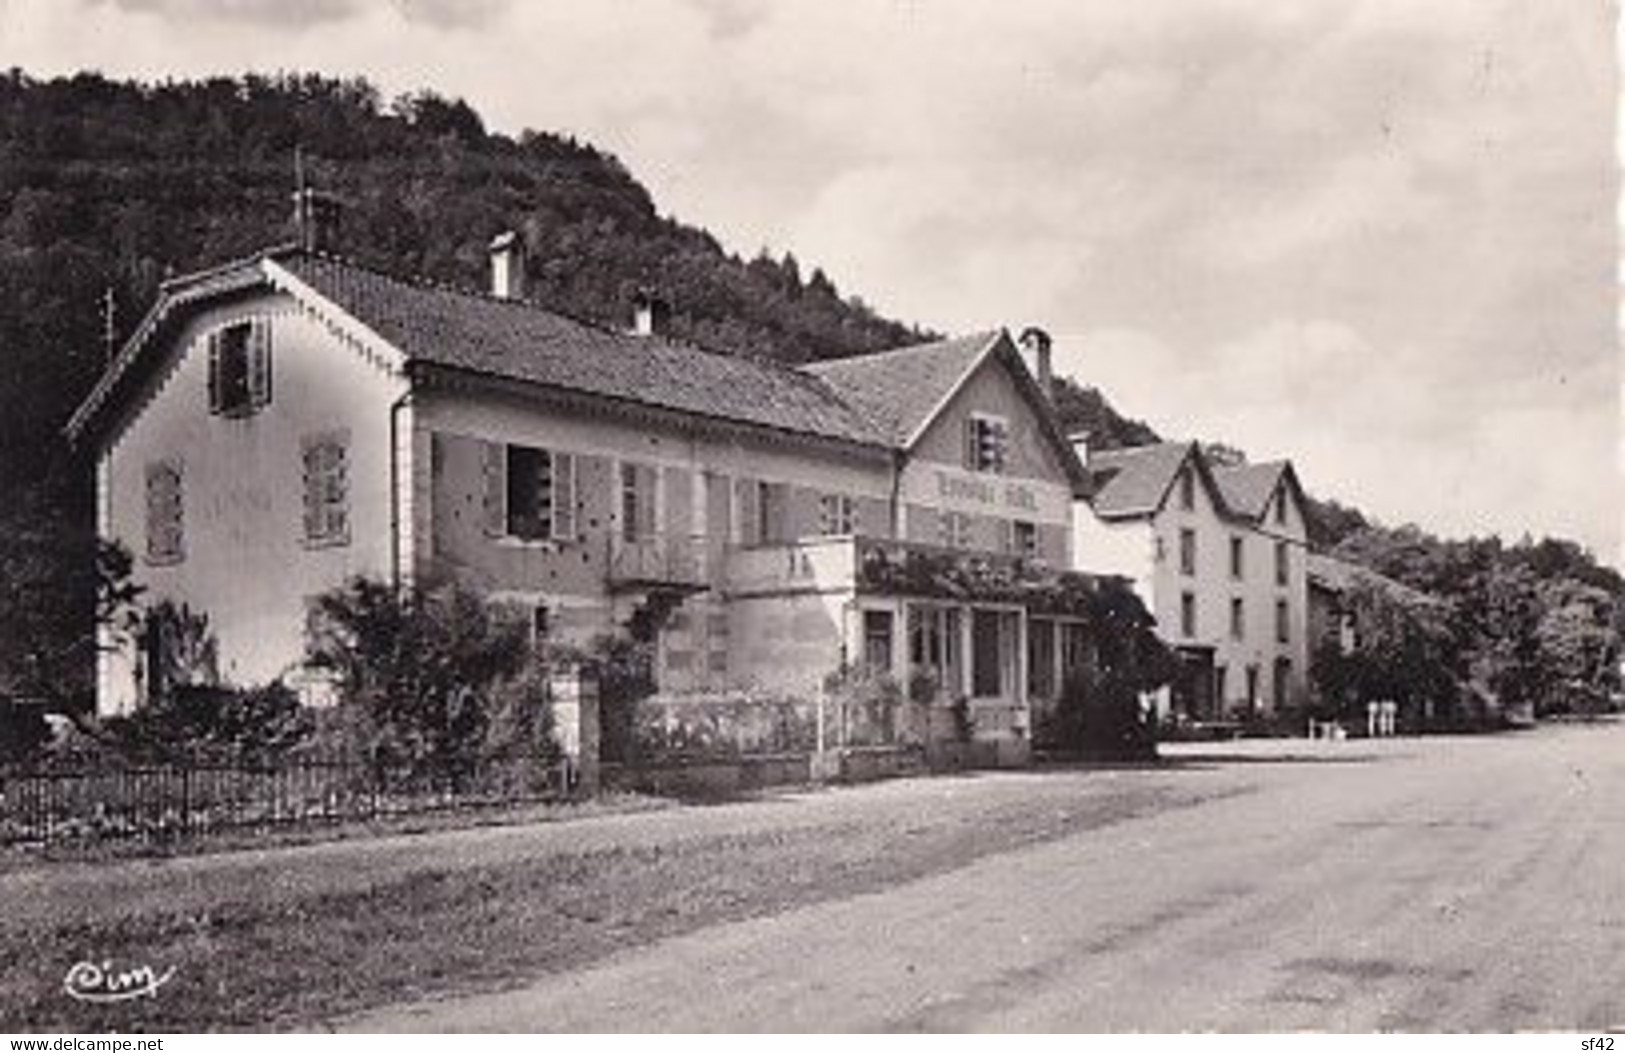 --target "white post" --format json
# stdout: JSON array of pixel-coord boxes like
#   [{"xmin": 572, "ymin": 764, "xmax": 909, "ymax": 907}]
[{"xmin": 1367, "ymin": 702, "xmax": 1378, "ymax": 738}]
